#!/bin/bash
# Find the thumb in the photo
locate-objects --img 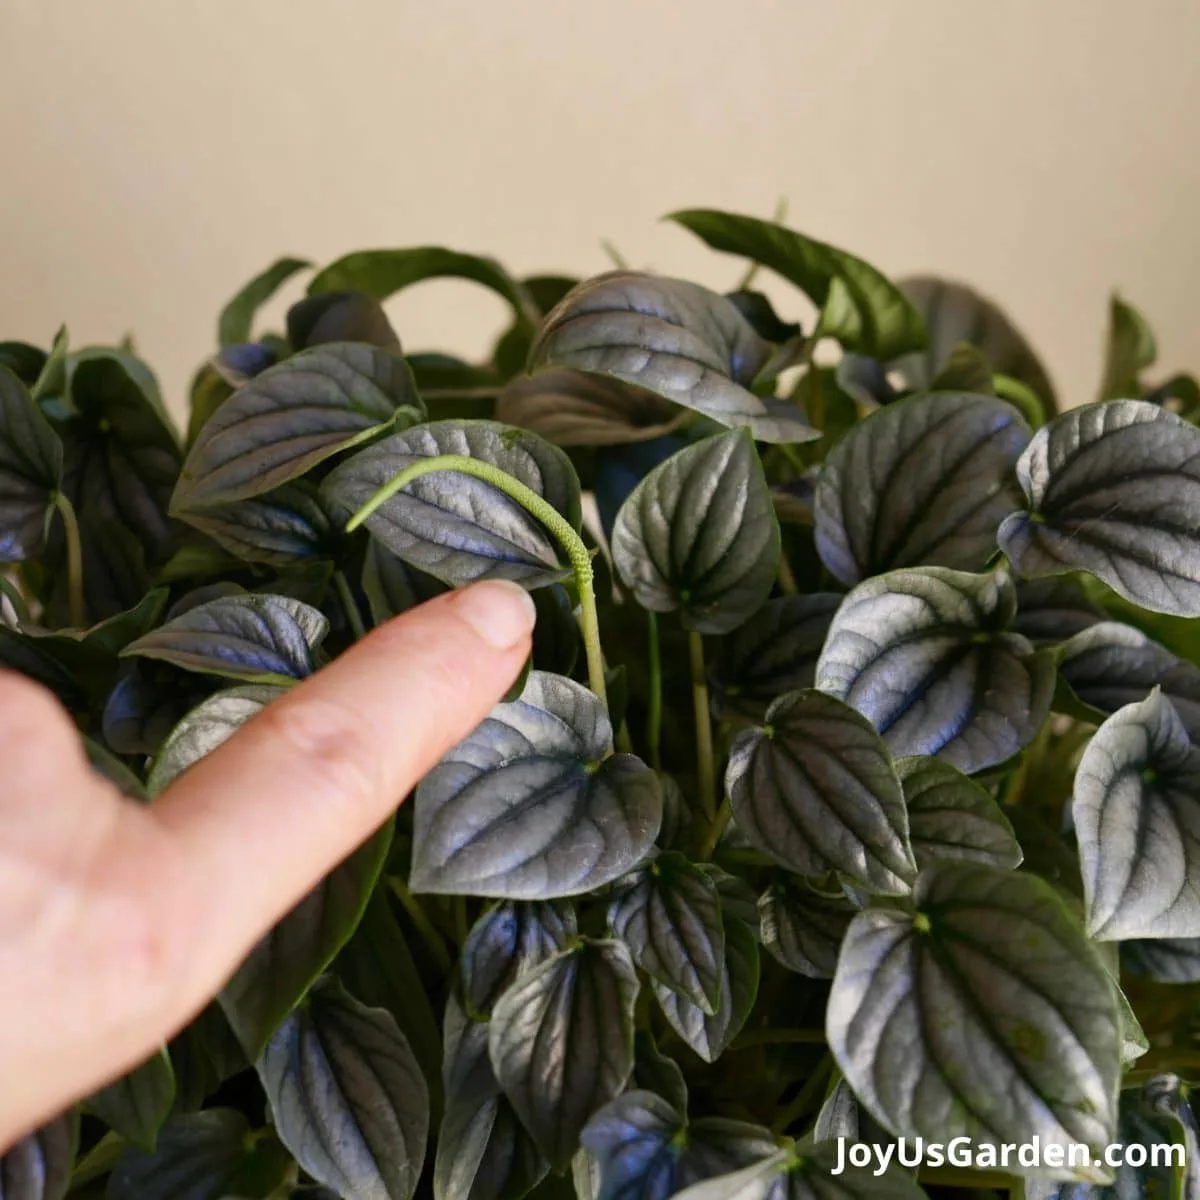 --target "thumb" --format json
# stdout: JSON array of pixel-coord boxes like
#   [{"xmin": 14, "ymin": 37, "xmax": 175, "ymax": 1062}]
[{"xmin": 151, "ymin": 578, "xmax": 535, "ymax": 994}]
